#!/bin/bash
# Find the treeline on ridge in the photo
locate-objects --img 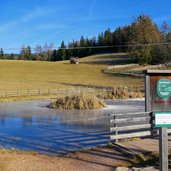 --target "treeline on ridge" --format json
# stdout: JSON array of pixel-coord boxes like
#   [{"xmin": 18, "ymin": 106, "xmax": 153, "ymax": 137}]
[{"xmin": 1, "ymin": 14, "xmax": 171, "ymax": 64}]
